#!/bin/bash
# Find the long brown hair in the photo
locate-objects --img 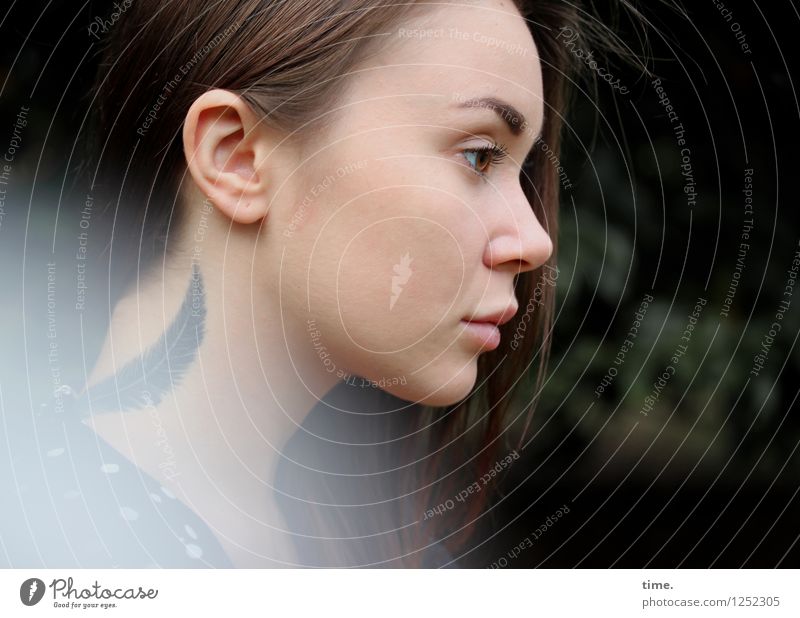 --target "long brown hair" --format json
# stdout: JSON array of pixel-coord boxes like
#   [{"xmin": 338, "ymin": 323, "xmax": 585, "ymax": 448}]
[{"xmin": 83, "ymin": 0, "xmax": 626, "ymax": 567}]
